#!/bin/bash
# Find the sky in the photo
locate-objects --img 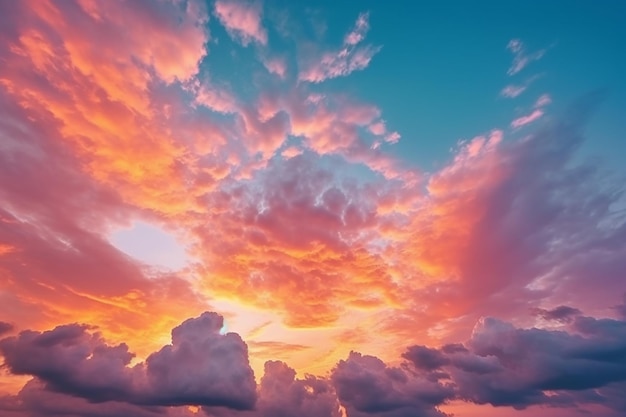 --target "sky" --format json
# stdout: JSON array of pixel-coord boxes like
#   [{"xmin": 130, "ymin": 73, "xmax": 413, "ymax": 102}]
[{"xmin": 0, "ymin": 1, "xmax": 625, "ymax": 416}]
